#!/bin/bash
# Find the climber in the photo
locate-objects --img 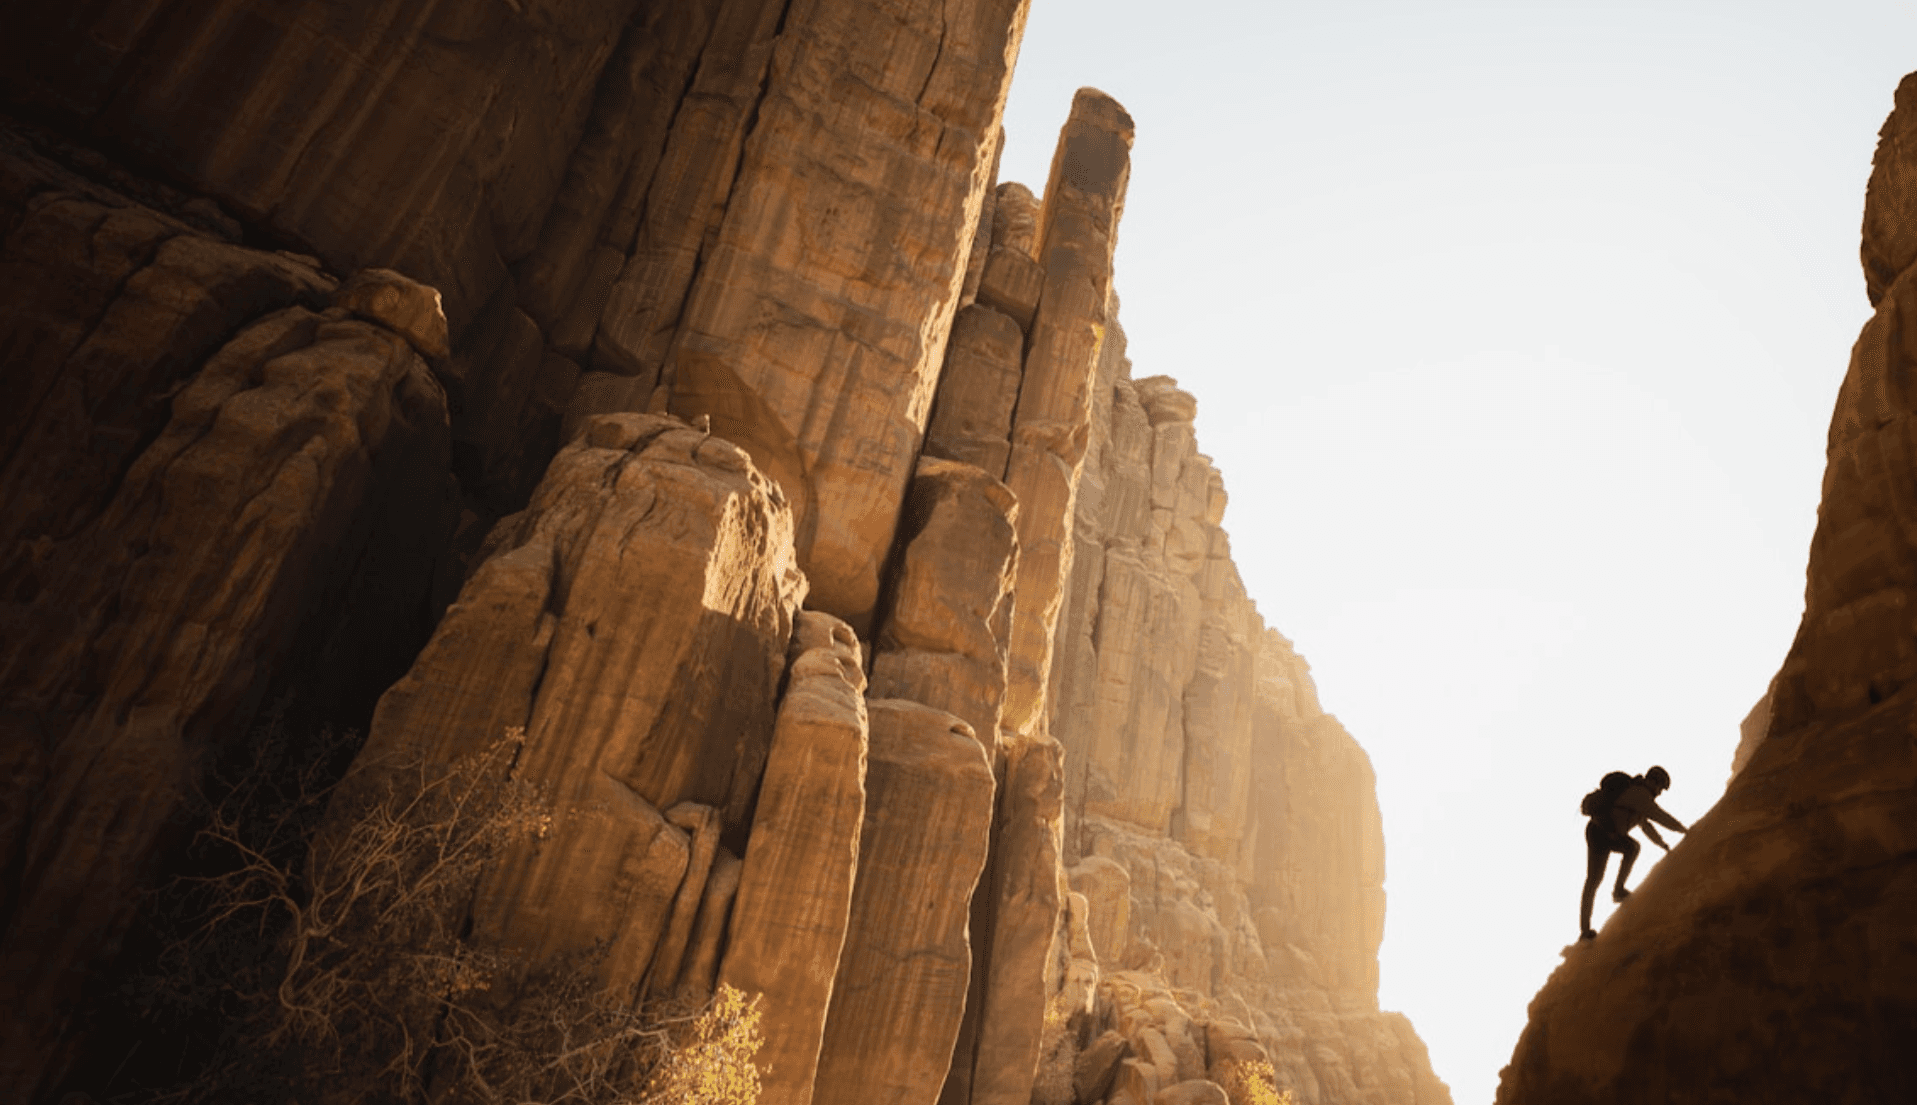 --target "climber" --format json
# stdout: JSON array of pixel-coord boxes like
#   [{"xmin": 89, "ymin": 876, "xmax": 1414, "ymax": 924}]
[{"xmin": 1577, "ymin": 765, "xmax": 1687, "ymax": 942}]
